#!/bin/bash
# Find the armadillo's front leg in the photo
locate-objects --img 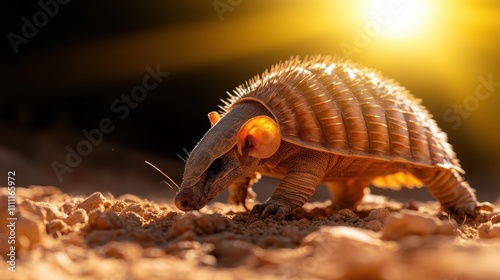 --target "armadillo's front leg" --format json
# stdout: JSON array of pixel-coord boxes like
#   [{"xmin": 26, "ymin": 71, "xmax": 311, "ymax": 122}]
[
  {"xmin": 249, "ymin": 144, "xmax": 330, "ymax": 220},
  {"xmin": 228, "ymin": 172, "xmax": 261, "ymax": 210},
  {"xmin": 250, "ymin": 171, "xmax": 323, "ymax": 220}
]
